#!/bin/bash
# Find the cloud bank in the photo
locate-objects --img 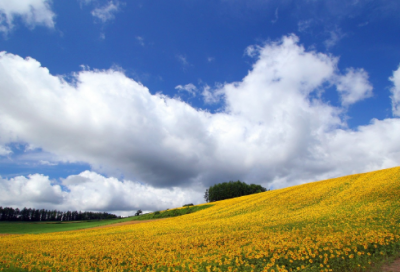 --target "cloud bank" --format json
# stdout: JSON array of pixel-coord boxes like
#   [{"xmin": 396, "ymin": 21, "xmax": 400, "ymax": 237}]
[
  {"xmin": 1, "ymin": 35, "xmax": 400, "ymax": 212},
  {"xmin": 0, "ymin": 171, "xmax": 199, "ymax": 215}
]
